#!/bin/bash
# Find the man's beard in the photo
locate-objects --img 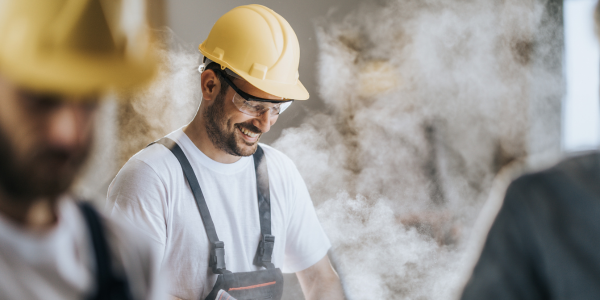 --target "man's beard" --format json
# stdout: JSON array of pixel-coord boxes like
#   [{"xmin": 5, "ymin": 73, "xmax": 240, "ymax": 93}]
[
  {"xmin": 0, "ymin": 126, "xmax": 91, "ymax": 202},
  {"xmin": 204, "ymin": 92, "xmax": 261, "ymax": 157}
]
